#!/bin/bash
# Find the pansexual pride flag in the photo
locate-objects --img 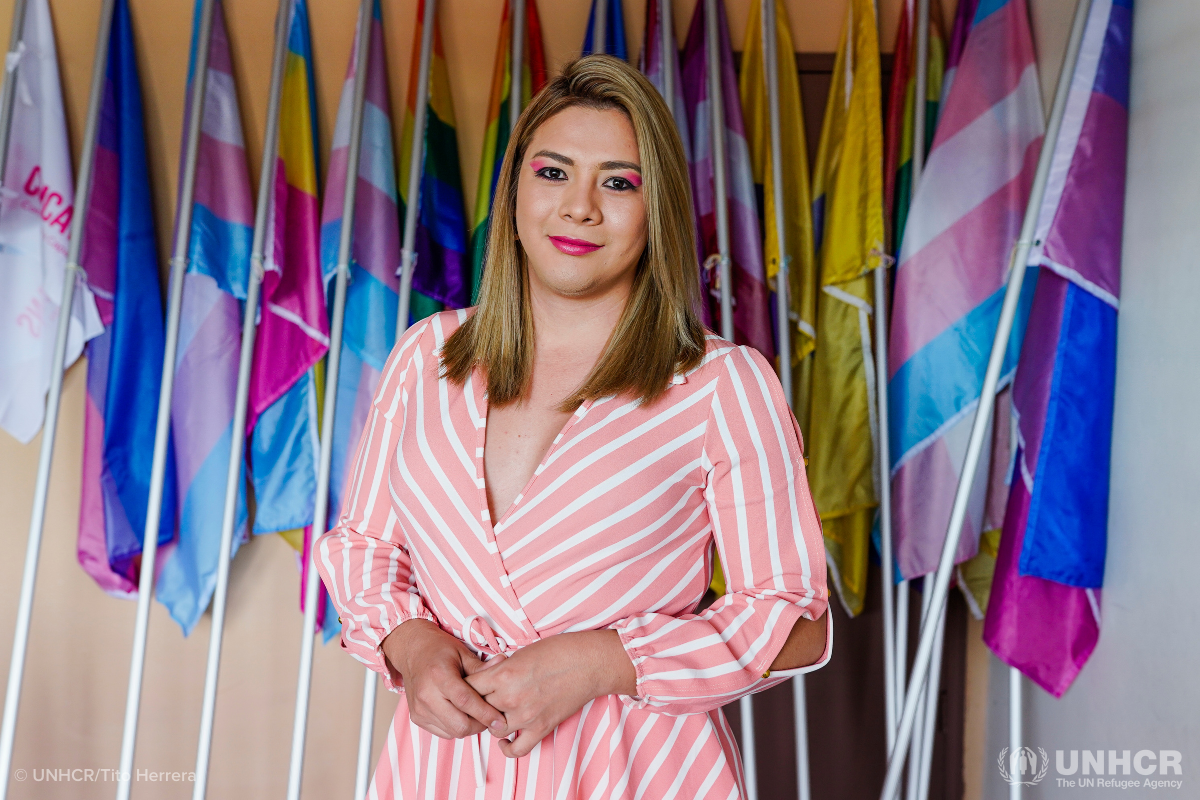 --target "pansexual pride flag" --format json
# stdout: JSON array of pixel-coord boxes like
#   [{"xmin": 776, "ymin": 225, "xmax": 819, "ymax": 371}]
[
  {"xmin": 248, "ymin": 0, "xmax": 326, "ymax": 546},
  {"xmin": 985, "ymin": 0, "xmax": 1131, "ymax": 697},
  {"xmin": 583, "ymin": 0, "xmax": 627, "ymax": 59},
  {"xmin": 401, "ymin": 0, "xmax": 470, "ymax": 324},
  {"xmin": 156, "ymin": 0, "xmax": 253, "ymax": 636},
  {"xmin": 888, "ymin": 0, "xmax": 1044, "ymax": 583},
  {"xmin": 469, "ymin": 0, "xmax": 546, "ymax": 299},
  {"xmin": 680, "ymin": 0, "xmax": 773, "ymax": 360},
  {"xmin": 320, "ymin": 0, "xmax": 398, "ymax": 640},
  {"xmin": 883, "ymin": 0, "xmax": 946, "ymax": 253},
  {"xmin": 78, "ymin": 0, "xmax": 176, "ymax": 597}
]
